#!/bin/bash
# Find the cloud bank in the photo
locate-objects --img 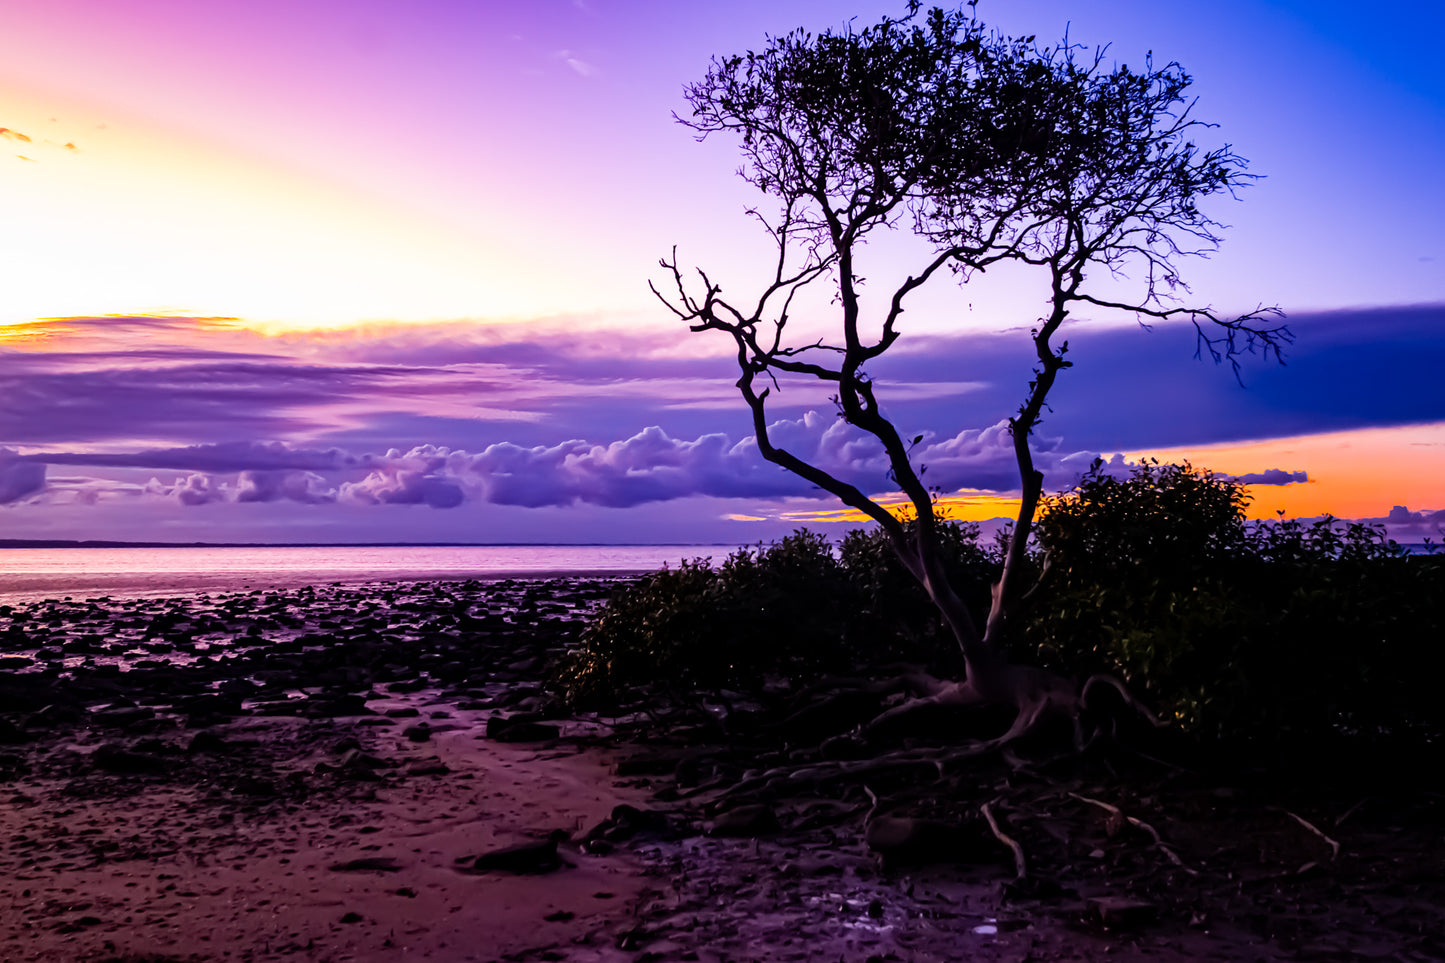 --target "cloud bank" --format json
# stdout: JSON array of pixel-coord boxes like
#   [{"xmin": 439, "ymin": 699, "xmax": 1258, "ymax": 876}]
[{"xmin": 1, "ymin": 307, "xmax": 1438, "ymax": 534}]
